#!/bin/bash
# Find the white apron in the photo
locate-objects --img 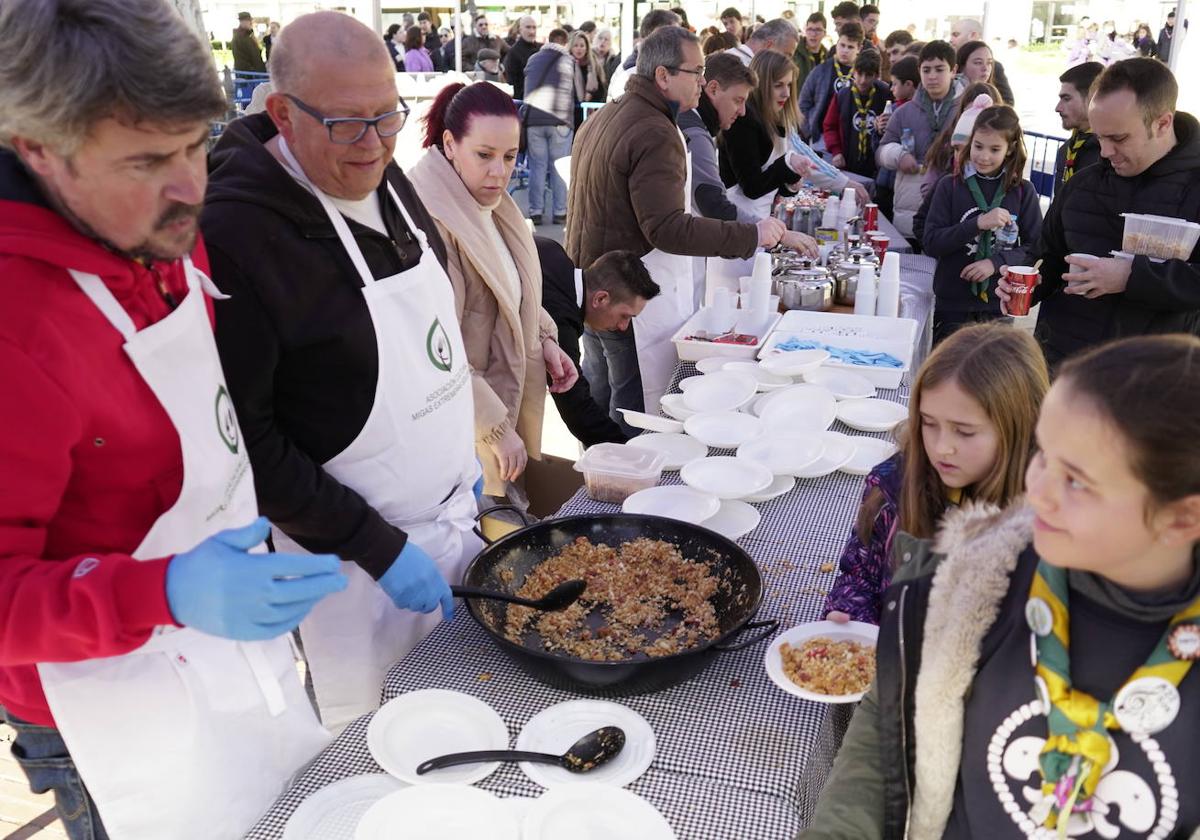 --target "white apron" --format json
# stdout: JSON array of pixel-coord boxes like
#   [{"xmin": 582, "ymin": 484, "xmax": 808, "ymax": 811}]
[
  {"xmin": 275, "ymin": 140, "xmax": 482, "ymax": 734},
  {"xmin": 713, "ymin": 133, "xmax": 787, "ymax": 285},
  {"xmin": 633, "ymin": 128, "xmax": 696, "ymax": 411},
  {"xmin": 37, "ymin": 259, "xmax": 330, "ymax": 840}
]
